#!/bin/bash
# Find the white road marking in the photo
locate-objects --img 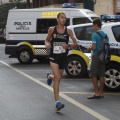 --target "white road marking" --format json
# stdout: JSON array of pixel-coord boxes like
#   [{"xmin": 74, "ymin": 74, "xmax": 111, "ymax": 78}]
[
  {"xmin": 61, "ymin": 92, "xmax": 120, "ymax": 95},
  {"xmin": 62, "ymin": 78, "xmax": 90, "ymax": 80},
  {"xmin": 0, "ymin": 61, "xmax": 110, "ymax": 120},
  {"xmin": 38, "ymin": 78, "xmax": 90, "ymax": 80},
  {"xmin": 22, "ymin": 70, "xmax": 51, "ymax": 72},
  {"xmin": 9, "ymin": 69, "xmax": 90, "ymax": 80}
]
